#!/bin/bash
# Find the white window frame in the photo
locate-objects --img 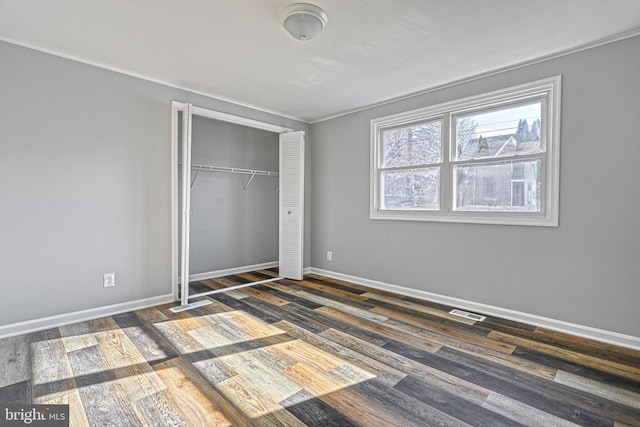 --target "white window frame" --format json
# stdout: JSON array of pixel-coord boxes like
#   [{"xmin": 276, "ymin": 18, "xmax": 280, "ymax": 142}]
[{"xmin": 370, "ymin": 75, "xmax": 561, "ymax": 227}]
